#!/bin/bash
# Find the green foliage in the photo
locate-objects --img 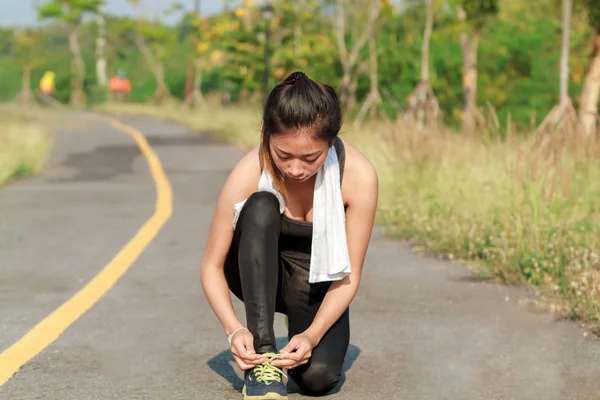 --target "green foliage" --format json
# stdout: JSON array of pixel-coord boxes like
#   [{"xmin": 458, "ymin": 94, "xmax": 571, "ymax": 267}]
[
  {"xmin": 461, "ymin": 0, "xmax": 498, "ymax": 20},
  {"xmin": 0, "ymin": 28, "xmax": 13, "ymax": 54},
  {"xmin": 38, "ymin": 0, "xmax": 105, "ymax": 24},
  {"xmin": 37, "ymin": 2, "xmax": 64, "ymax": 19},
  {"xmin": 584, "ymin": 0, "xmax": 600, "ymax": 30},
  {"xmin": 136, "ymin": 19, "xmax": 177, "ymax": 61},
  {"xmin": 0, "ymin": 0, "xmax": 598, "ymax": 126},
  {"xmin": 445, "ymin": 0, "xmax": 498, "ymax": 29},
  {"xmin": 12, "ymin": 28, "xmax": 46, "ymax": 68}
]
